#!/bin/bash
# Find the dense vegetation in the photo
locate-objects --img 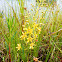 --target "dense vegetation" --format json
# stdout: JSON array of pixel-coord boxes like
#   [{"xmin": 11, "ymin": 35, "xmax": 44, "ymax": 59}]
[{"xmin": 0, "ymin": 0, "xmax": 62, "ymax": 62}]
